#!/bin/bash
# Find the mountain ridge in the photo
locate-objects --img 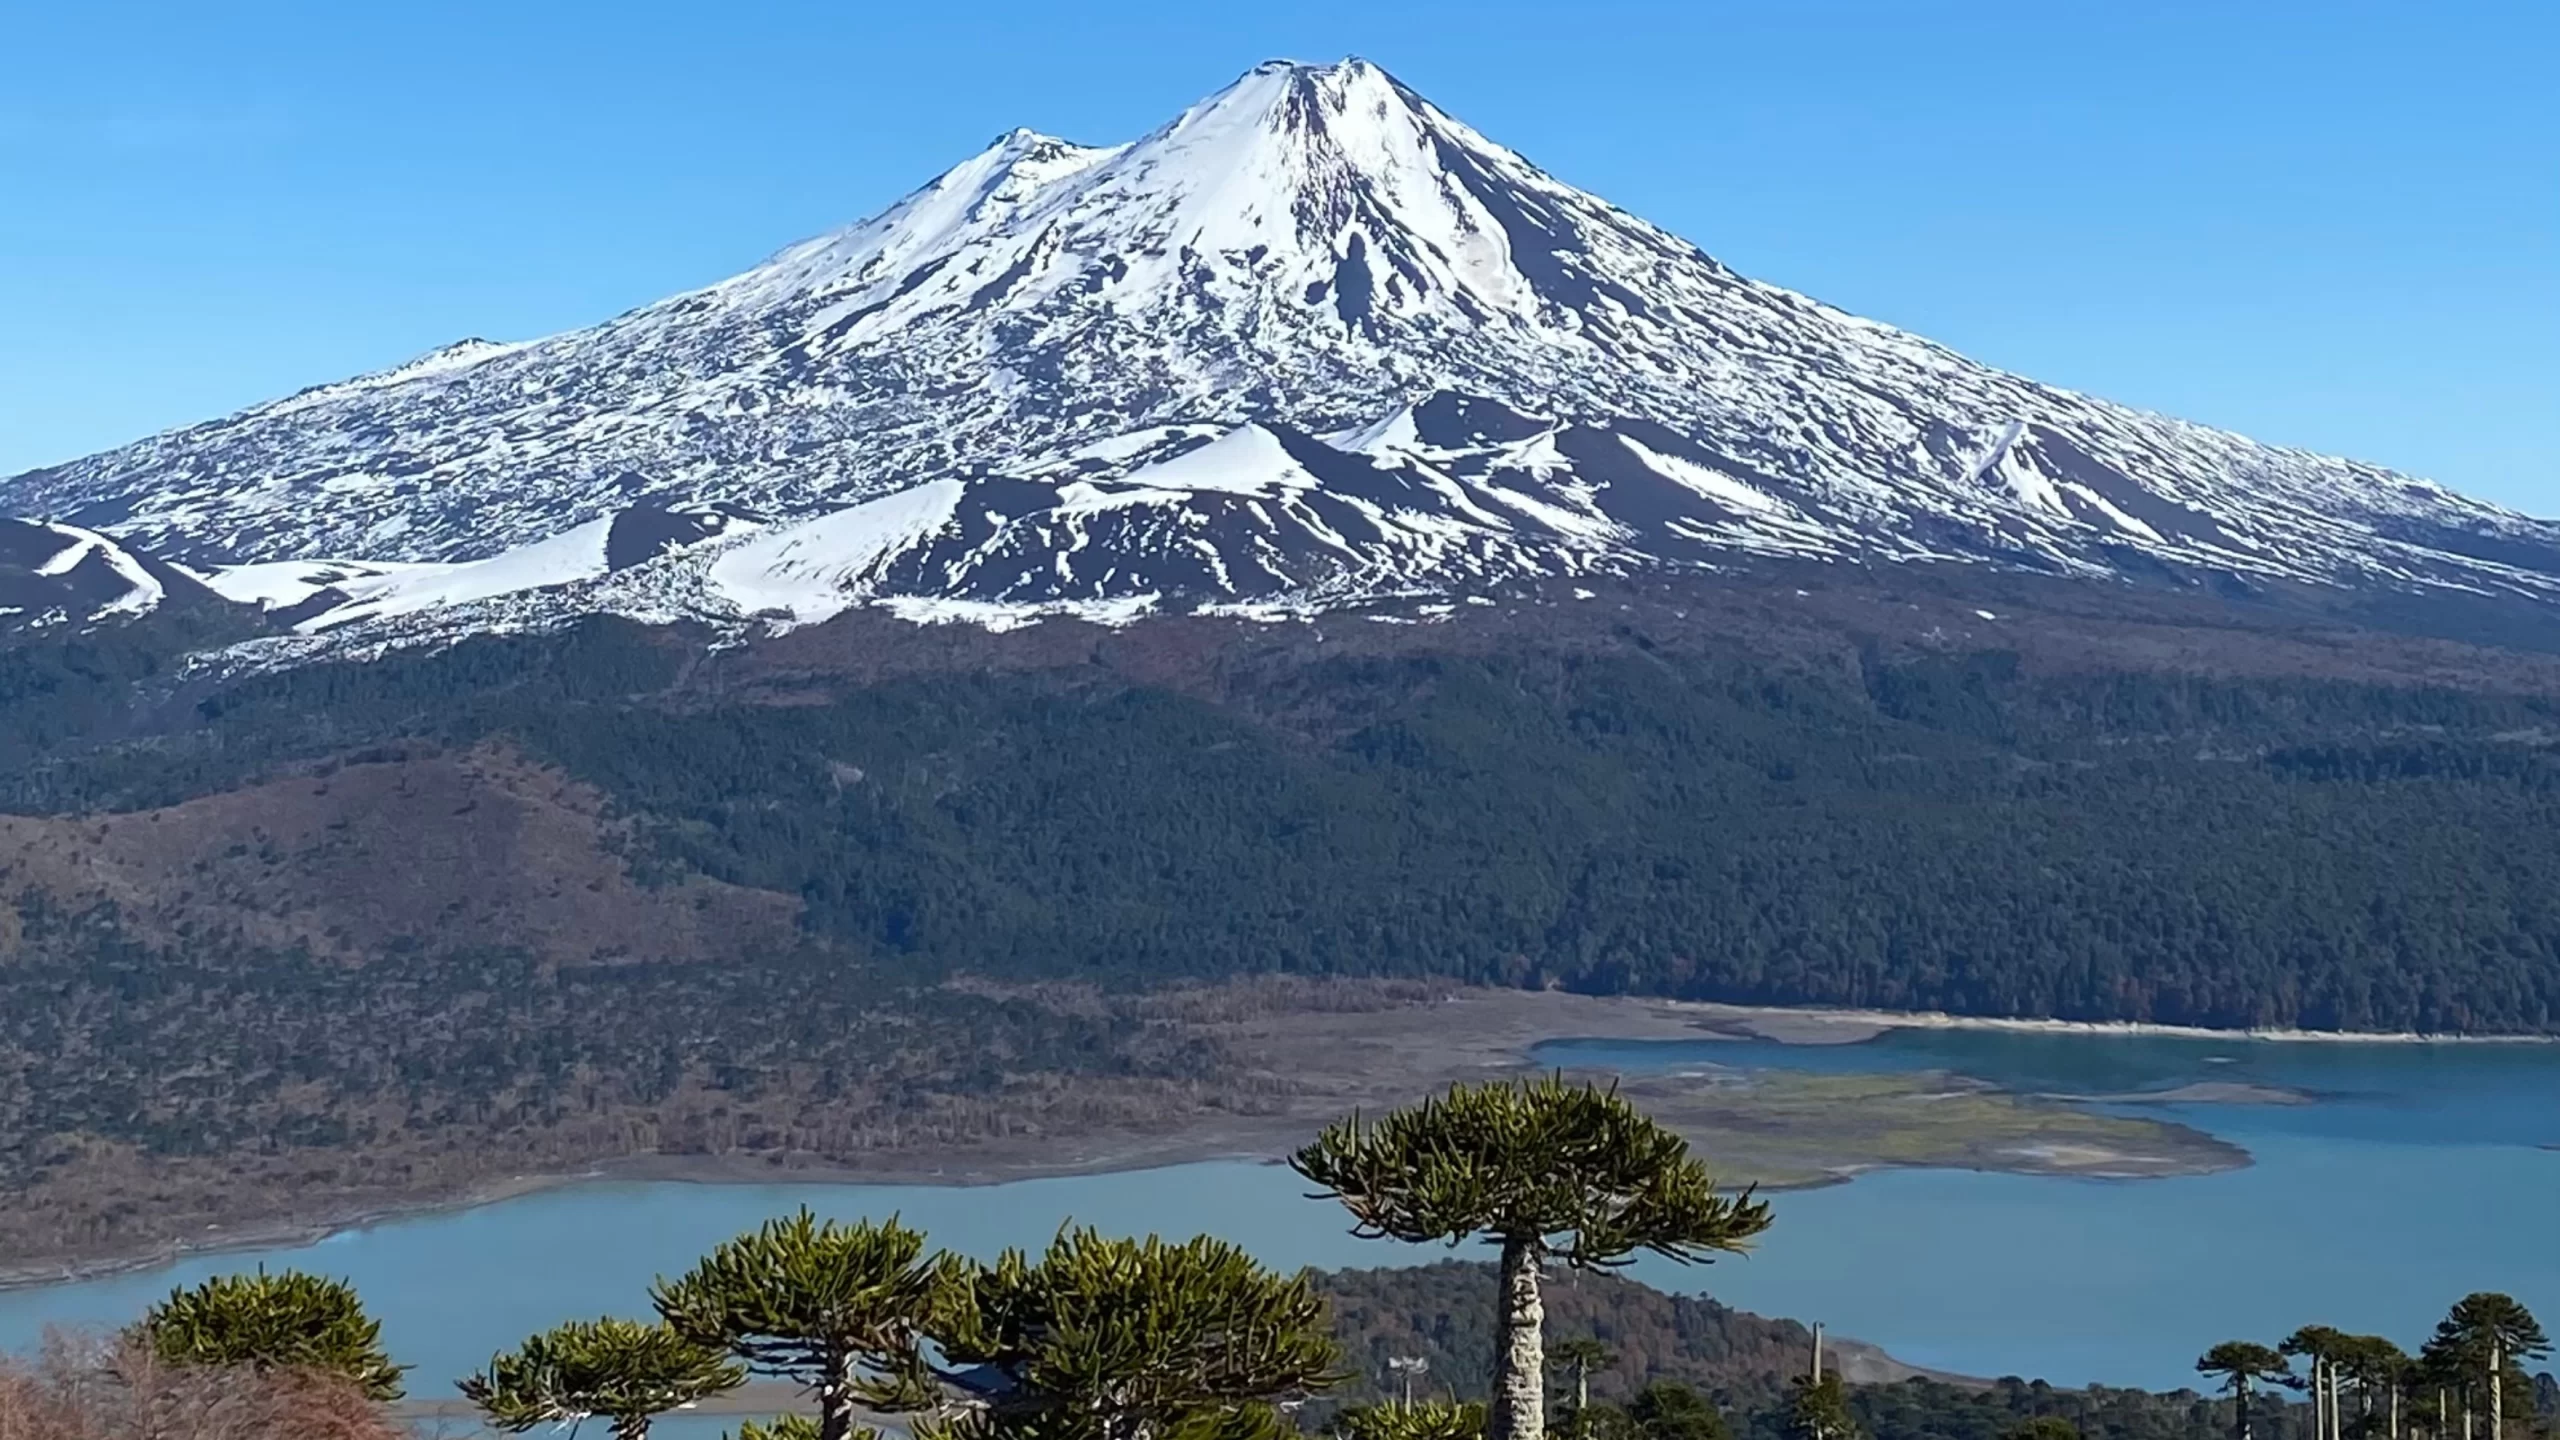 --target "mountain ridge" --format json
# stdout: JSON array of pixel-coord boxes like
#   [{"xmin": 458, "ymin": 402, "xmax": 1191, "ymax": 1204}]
[{"xmin": 6, "ymin": 57, "xmax": 2557, "ymax": 654}]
